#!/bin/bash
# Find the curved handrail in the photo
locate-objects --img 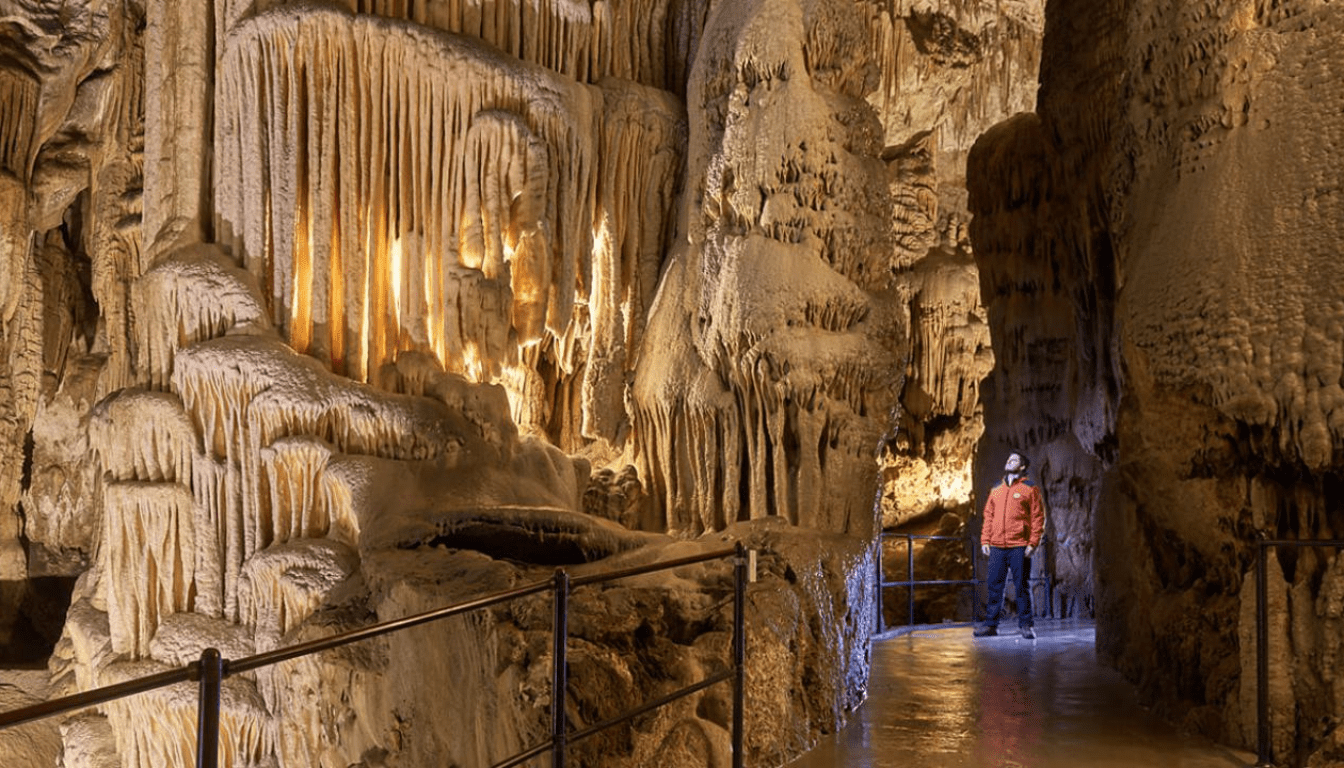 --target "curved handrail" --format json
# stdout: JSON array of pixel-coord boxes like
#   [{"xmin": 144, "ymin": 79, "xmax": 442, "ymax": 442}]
[{"xmin": 0, "ymin": 543, "xmax": 750, "ymax": 768}]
